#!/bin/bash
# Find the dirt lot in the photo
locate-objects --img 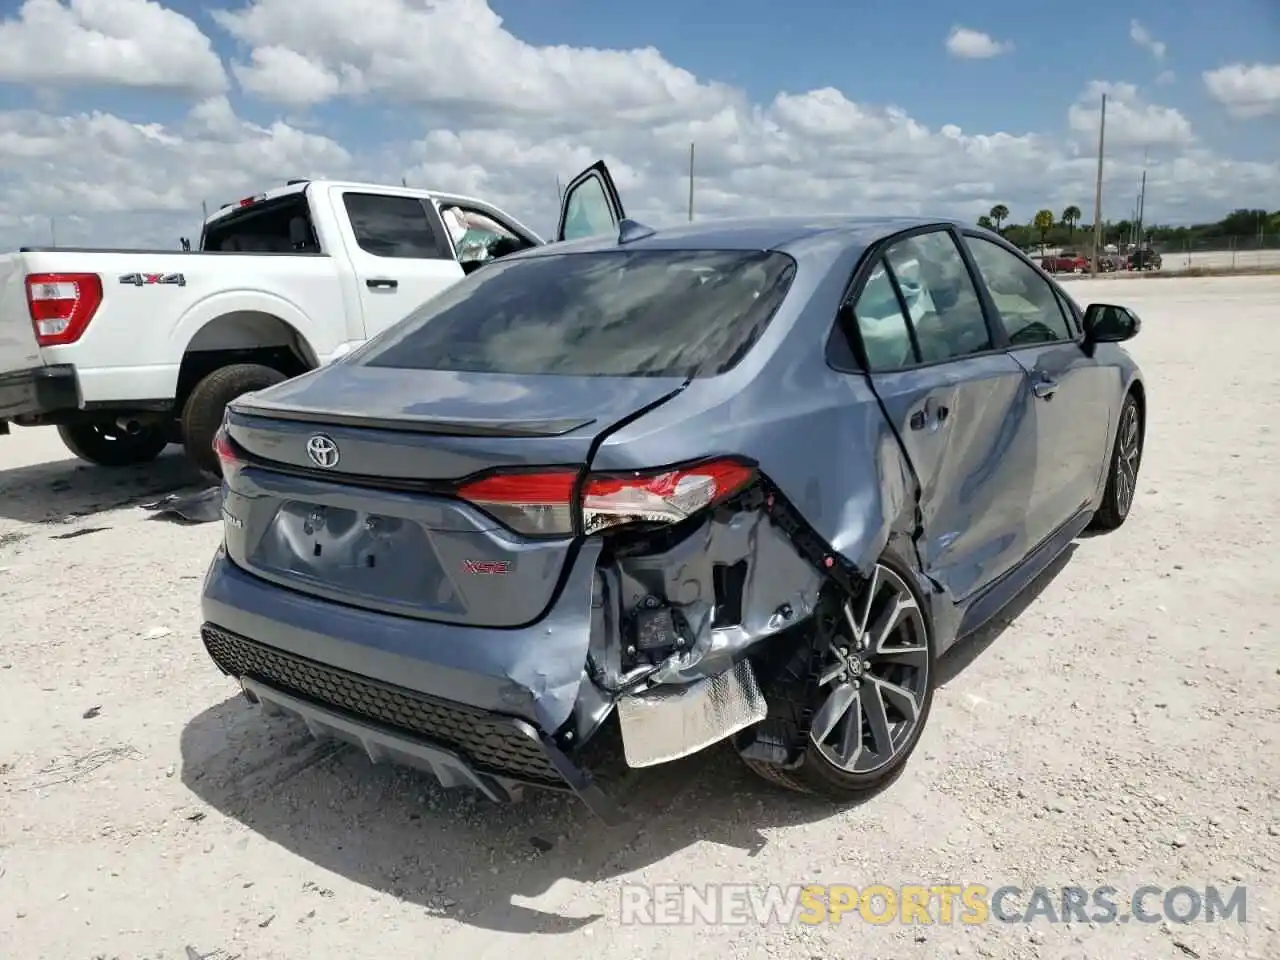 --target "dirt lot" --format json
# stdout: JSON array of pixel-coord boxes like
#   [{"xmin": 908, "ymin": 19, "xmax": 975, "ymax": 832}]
[{"xmin": 1, "ymin": 276, "xmax": 1277, "ymax": 960}]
